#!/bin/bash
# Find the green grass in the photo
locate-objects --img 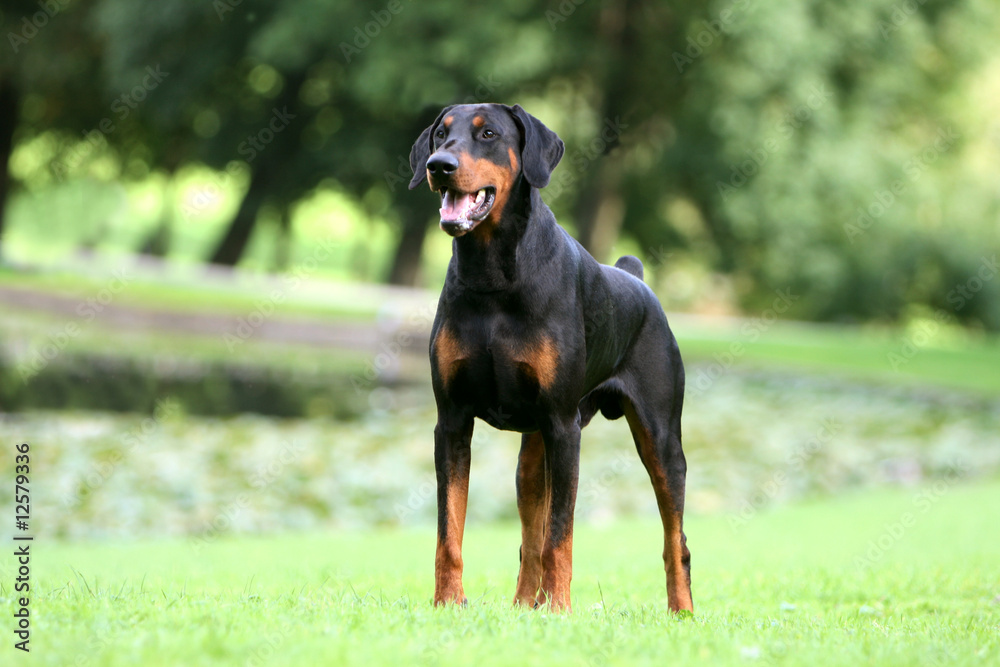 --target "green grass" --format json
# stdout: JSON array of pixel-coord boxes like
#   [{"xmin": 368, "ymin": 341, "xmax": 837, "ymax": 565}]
[
  {"xmin": 672, "ymin": 317, "xmax": 1000, "ymax": 395},
  {"xmin": 0, "ymin": 264, "xmax": 386, "ymax": 322},
  {"xmin": 7, "ymin": 479, "xmax": 998, "ymax": 666}
]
